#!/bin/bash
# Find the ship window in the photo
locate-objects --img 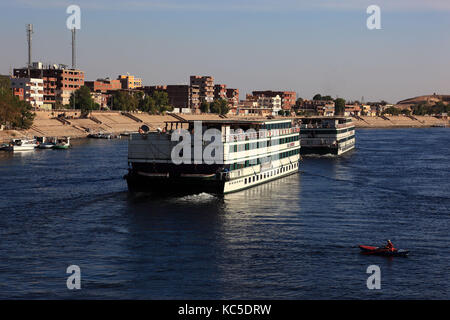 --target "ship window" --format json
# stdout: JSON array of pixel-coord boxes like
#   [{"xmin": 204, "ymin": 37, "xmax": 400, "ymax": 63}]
[{"xmin": 245, "ymin": 178, "xmax": 247, "ymax": 184}]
